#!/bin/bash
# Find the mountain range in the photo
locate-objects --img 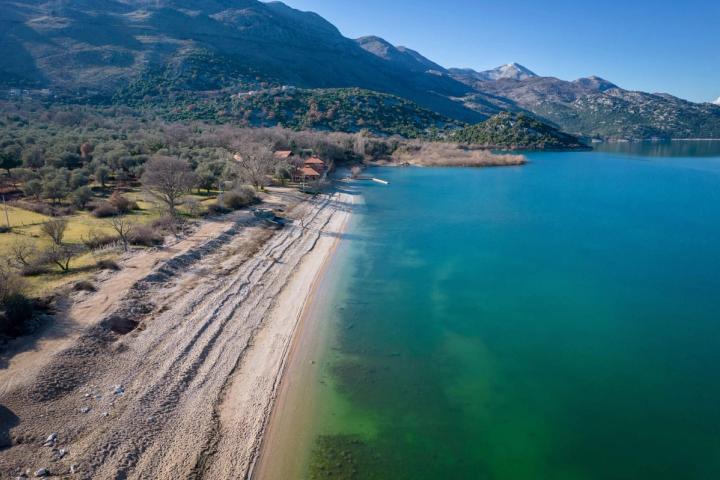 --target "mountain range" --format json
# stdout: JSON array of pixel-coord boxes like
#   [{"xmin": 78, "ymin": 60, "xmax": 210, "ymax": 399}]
[{"xmin": 1, "ymin": 0, "xmax": 719, "ymax": 140}]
